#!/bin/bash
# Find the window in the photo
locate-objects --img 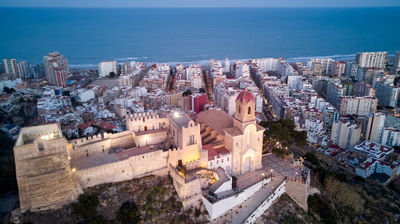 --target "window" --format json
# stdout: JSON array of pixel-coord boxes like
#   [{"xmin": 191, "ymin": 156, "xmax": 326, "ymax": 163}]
[
  {"xmin": 238, "ymin": 106, "xmax": 241, "ymax": 114},
  {"xmin": 248, "ymin": 106, "xmax": 251, "ymax": 114},
  {"xmin": 222, "ymin": 159, "xmax": 224, "ymax": 163},
  {"xmin": 227, "ymin": 157, "xmax": 229, "ymax": 161},
  {"xmin": 188, "ymin": 135, "xmax": 195, "ymax": 145}
]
